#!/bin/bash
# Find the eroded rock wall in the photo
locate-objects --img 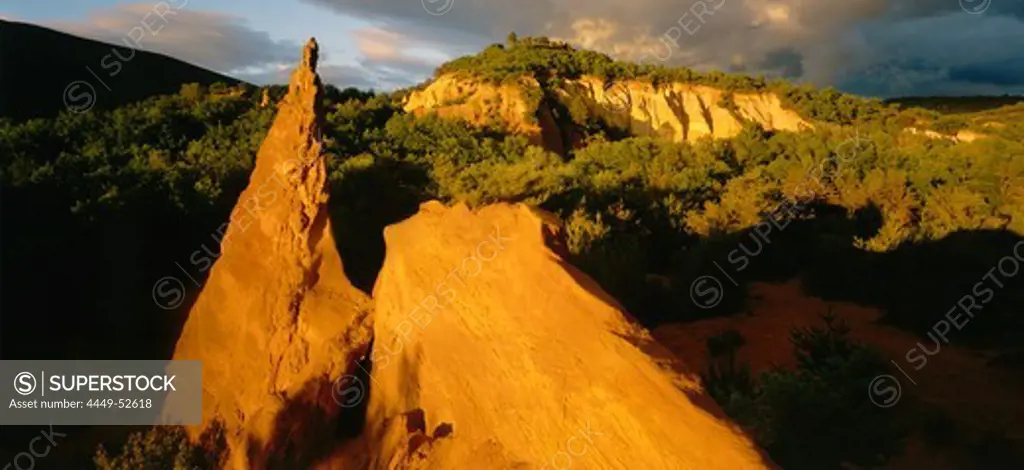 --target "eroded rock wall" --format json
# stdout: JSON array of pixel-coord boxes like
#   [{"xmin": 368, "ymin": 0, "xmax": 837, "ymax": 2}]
[{"xmin": 403, "ymin": 73, "xmax": 811, "ymax": 150}]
